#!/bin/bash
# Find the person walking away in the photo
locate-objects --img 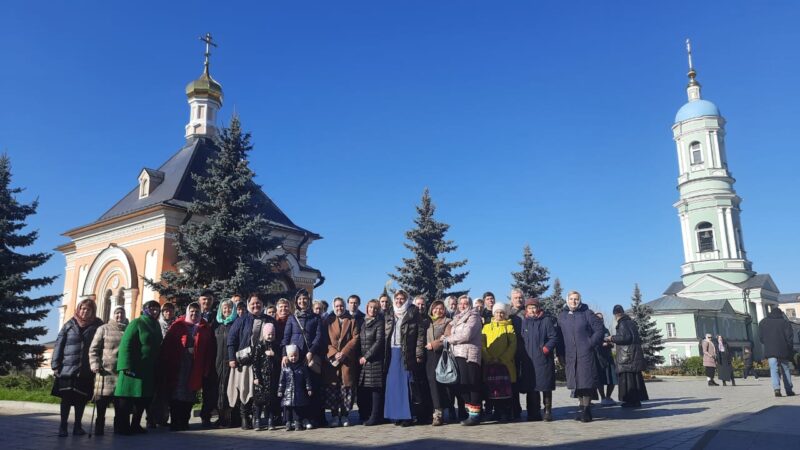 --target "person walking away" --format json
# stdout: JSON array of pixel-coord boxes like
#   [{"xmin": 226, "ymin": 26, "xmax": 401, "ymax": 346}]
[
  {"xmin": 716, "ymin": 335, "xmax": 736, "ymax": 386},
  {"xmin": 608, "ymin": 305, "xmax": 649, "ymax": 407},
  {"xmin": 520, "ymin": 298, "xmax": 559, "ymax": 421},
  {"xmin": 595, "ymin": 312, "xmax": 618, "ymax": 406},
  {"xmin": 88, "ymin": 306, "xmax": 127, "ymax": 435},
  {"xmin": 759, "ymin": 307, "xmax": 796, "ymax": 397},
  {"xmin": 557, "ymin": 291, "xmax": 604, "ymax": 423},
  {"xmin": 51, "ymin": 299, "xmax": 103, "ymax": 437},
  {"xmin": 701, "ymin": 334, "xmax": 719, "ymax": 386},
  {"xmin": 742, "ymin": 347, "xmax": 758, "ymax": 380}
]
